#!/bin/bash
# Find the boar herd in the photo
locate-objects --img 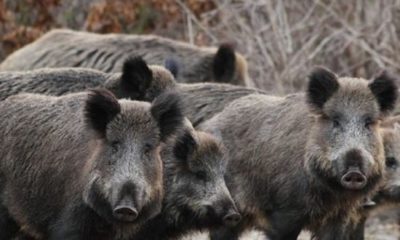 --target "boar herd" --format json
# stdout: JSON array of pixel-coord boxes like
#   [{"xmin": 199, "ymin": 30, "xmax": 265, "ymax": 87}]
[{"xmin": 0, "ymin": 29, "xmax": 399, "ymax": 240}]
